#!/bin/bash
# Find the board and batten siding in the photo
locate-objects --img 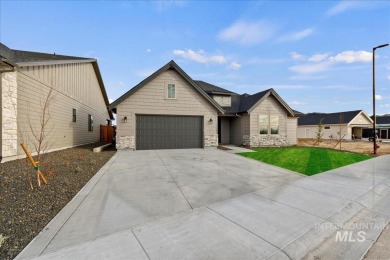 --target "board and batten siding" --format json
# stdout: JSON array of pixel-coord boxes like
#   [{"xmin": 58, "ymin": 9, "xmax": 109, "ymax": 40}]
[
  {"xmin": 16, "ymin": 64, "xmax": 110, "ymax": 156},
  {"xmin": 116, "ymin": 69, "xmax": 219, "ymax": 149},
  {"xmin": 287, "ymin": 117, "xmax": 298, "ymax": 145},
  {"xmin": 19, "ymin": 63, "xmax": 108, "ymax": 116},
  {"xmin": 297, "ymin": 124, "xmax": 350, "ymax": 140}
]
